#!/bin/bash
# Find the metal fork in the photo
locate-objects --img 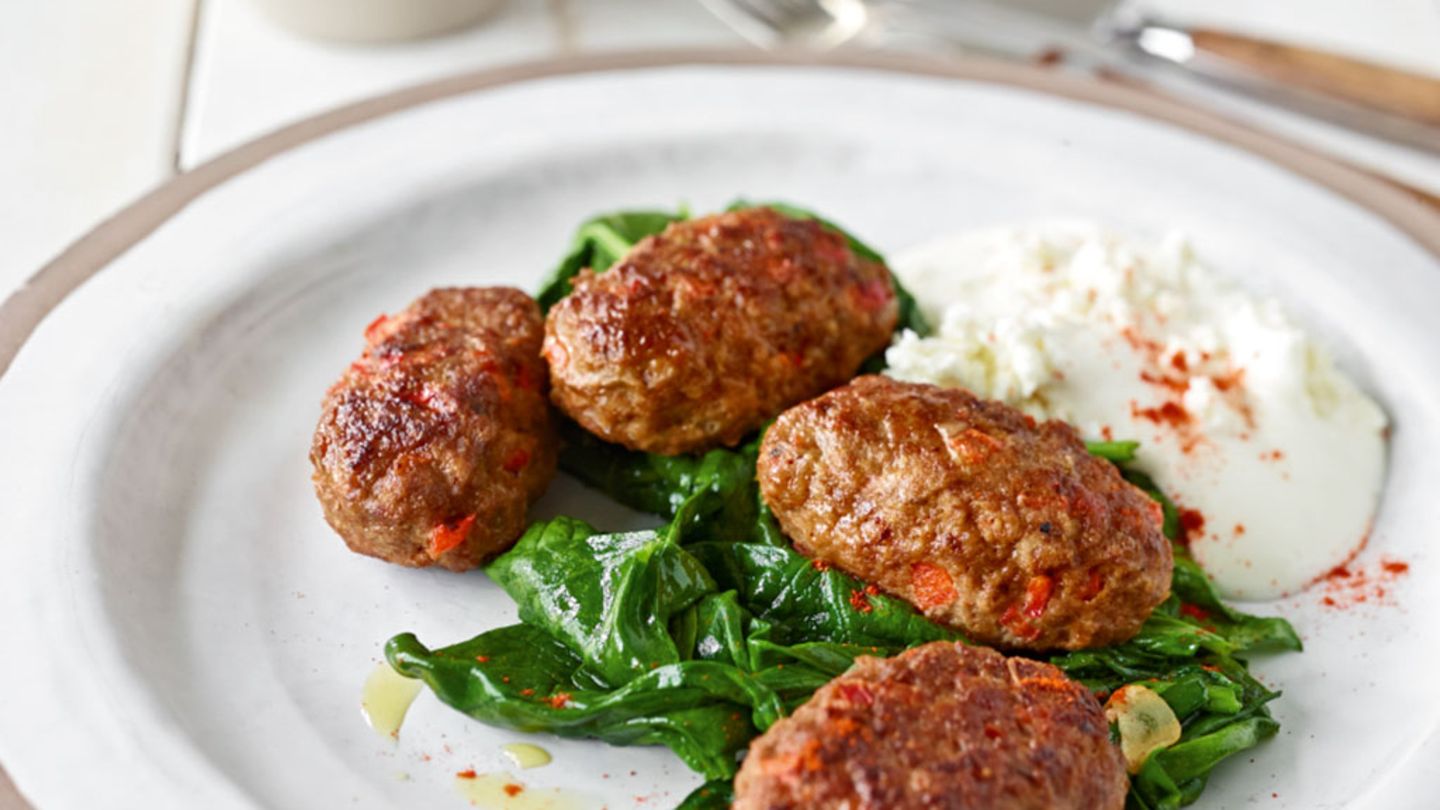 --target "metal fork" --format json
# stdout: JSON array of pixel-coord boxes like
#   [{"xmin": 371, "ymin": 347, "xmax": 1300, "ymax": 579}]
[
  {"xmin": 698, "ymin": 0, "xmax": 873, "ymax": 49},
  {"xmin": 698, "ymin": 0, "xmax": 1112, "ymax": 62},
  {"xmin": 700, "ymin": 0, "xmax": 1440, "ymax": 154}
]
